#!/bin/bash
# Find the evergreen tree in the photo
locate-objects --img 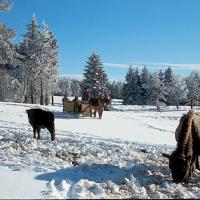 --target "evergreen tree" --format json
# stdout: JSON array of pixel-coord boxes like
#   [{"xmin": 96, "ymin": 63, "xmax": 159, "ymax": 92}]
[
  {"xmin": 170, "ymin": 75, "xmax": 188, "ymax": 108},
  {"xmin": 0, "ymin": 68, "xmax": 23, "ymax": 102},
  {"xmin": 71, "ymin": 78, "xmax": 81, "ymax": 96},
  {"xmin": 122, "ymin": 66, "xmax": 141, "ymax": 105},
  {"xmin": 107, "ymin": 81, "xmax": 123, "ymax": 99},
  {"xmin": 18, "ymin": 14, "xmax": 59, "ymax": 105},
  {"xmin": 164, "ymin": 66, "xmax": 175, "ymax": 105},
  {"xmin": 18, "ymin": 13, "xmax": 42, "ymax": 103},
  {"xmin": 140, "ymin": 66, "xmax": 150, "ymax": 105},
  {"xmin": 122, "ymin": 66, "xmax": 134, "ymax": 104},
  {"xmin": 39, "ymin": 23, "xmax": 59, "ymax": 105},
  {"xmin": 185, "ymin": 71, "xmax": 200, "ymax": 109},
  {"xmin": 0, "ymin": 0, "xmax": 21, "ymax": 66},
  {"xmin": 82, "ymin": 52, "xmax": 109, "ymax": 97},
  {"xmin": 150, "ymin": 72, "xmax": 167, "ymax": 111}
]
